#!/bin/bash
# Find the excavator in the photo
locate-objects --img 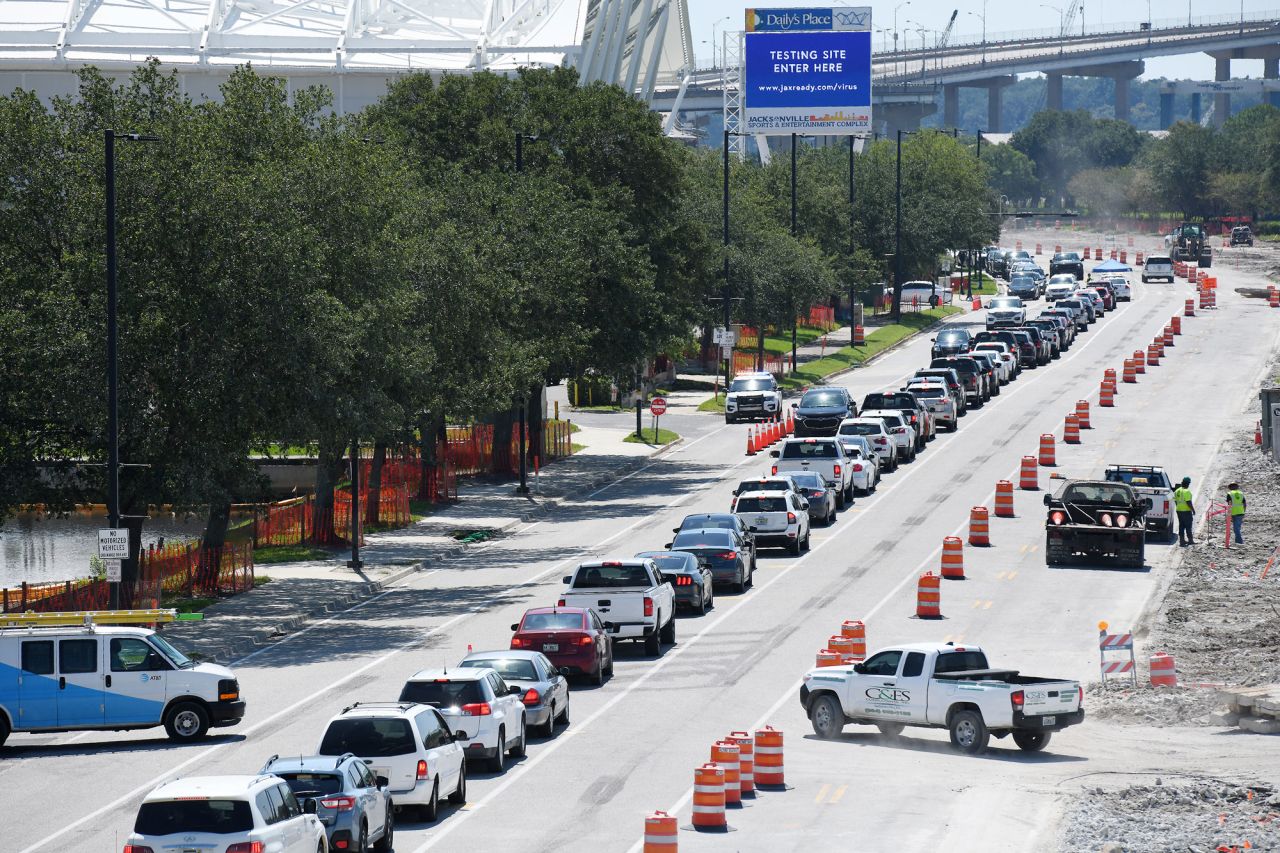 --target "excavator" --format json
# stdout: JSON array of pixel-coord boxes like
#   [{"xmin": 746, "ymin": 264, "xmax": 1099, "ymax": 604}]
[{"xmin": 1169, "ymin": 222, "xmax": 1213, "ymax": 268}]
